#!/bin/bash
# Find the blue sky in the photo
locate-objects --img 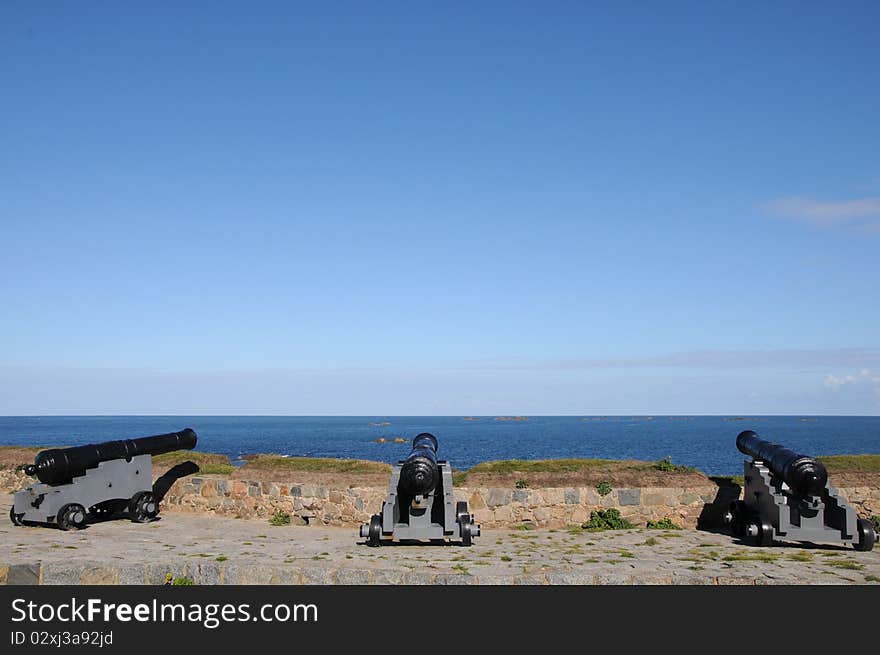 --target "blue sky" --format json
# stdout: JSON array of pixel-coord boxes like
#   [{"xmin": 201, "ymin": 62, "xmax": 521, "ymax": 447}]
[{"xmin": 1, "ymin": 2, "xmax": 878, "ymax": 414}]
